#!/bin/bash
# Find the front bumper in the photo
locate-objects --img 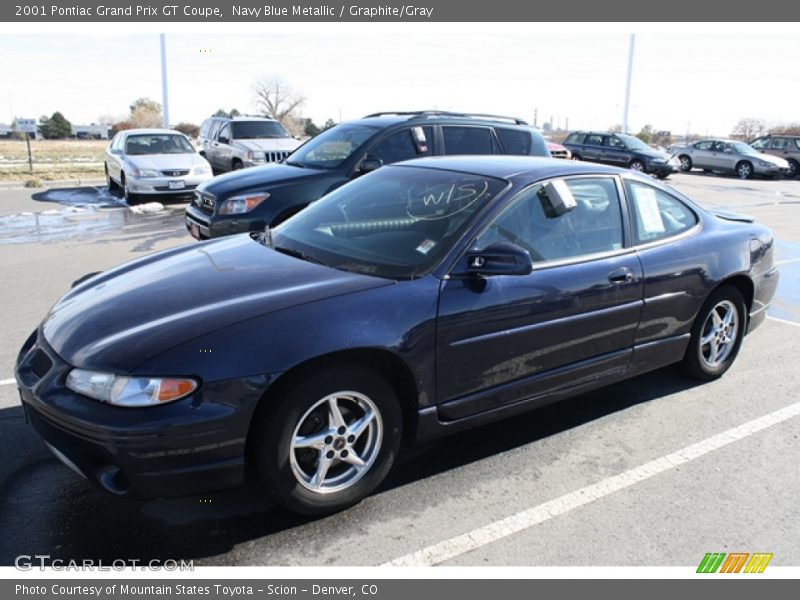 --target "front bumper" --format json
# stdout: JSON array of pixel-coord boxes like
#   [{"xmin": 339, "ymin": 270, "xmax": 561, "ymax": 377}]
[
  {"xmin": 15, "ymin": 329, "xmax": 265, "ymax": 499},
  {"xmin": 753, "ymin": 164, "xmax": 790, "ymax": 177},
  {"xmin": 184, "ymin": 204, "xmax": 266, "ymax": 240},
  {"xmin": 647, "ymin": 162, "xmax": 680, "ymax": 176},
  {"xmin": 127, "ymin": 174, "xmax": 211, "ymax": 196}
]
